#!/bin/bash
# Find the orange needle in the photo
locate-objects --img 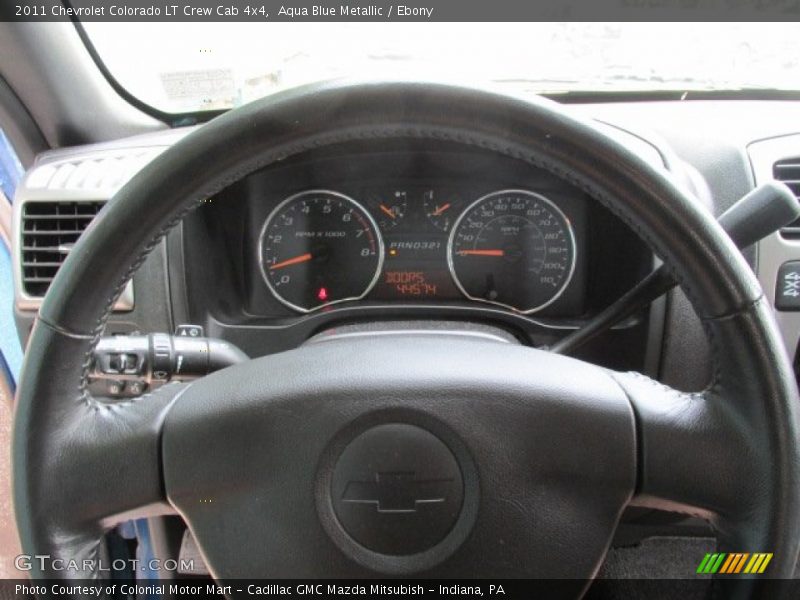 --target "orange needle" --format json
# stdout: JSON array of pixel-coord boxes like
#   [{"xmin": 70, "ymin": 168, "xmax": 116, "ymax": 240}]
[
  {"xmin": 432, "ymin": 203, "xmax": 451, "ymax": 216},
  {"xmin": 269, "ymin": 252, "xmax": 313, "ymax": 270},
  {"xmin": 379, "ymin": 204, "xmax": 397, "ymax": 219},
  {"xmin": 458, "ymin": 249, "xmax": 505, "ymax": 257}
]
